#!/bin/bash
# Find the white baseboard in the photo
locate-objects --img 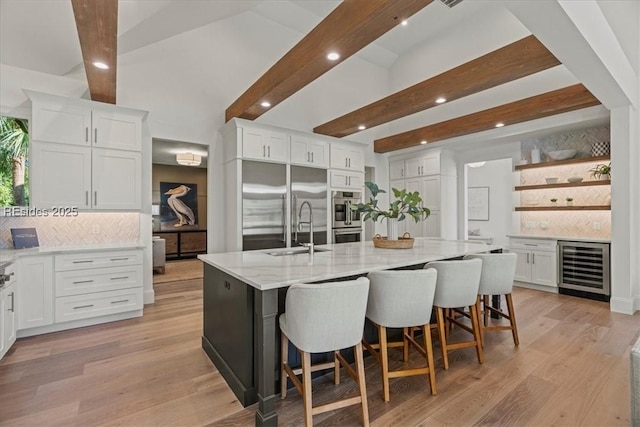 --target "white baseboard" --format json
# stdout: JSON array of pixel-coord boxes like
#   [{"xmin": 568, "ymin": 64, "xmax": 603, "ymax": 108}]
[
  {"xmin": 144, "ymin": 288, "xmax": 155, "ymax": 304},
  {"xmin": 513, "ymin": 281, "xmax": 558, "ymax": 293},
  {"xmin": 17, "ymin": 309, "xmax": 144, "ymax": 338},
  {"xmin": 610, "ymin": 296, "xmax": 637, "ymax": 314}
]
